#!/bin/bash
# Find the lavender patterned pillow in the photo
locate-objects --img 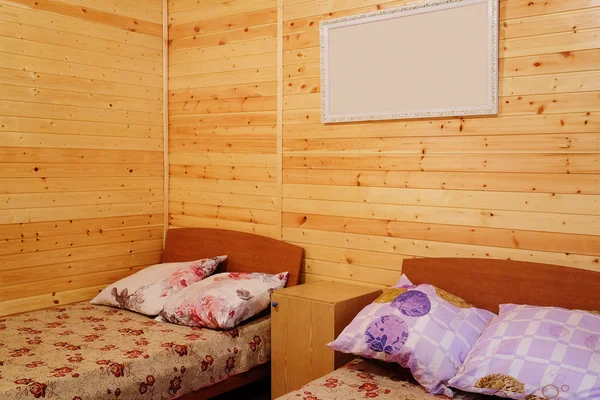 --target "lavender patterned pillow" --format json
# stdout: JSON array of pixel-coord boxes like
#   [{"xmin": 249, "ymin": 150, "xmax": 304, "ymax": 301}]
[
  {"xmin": 328, "ymin": 275, "xmax": 495, "ymax": 396},
  {"xmin": 448, "ymin": 304, "xmax": 600, "ymax": 399}
]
